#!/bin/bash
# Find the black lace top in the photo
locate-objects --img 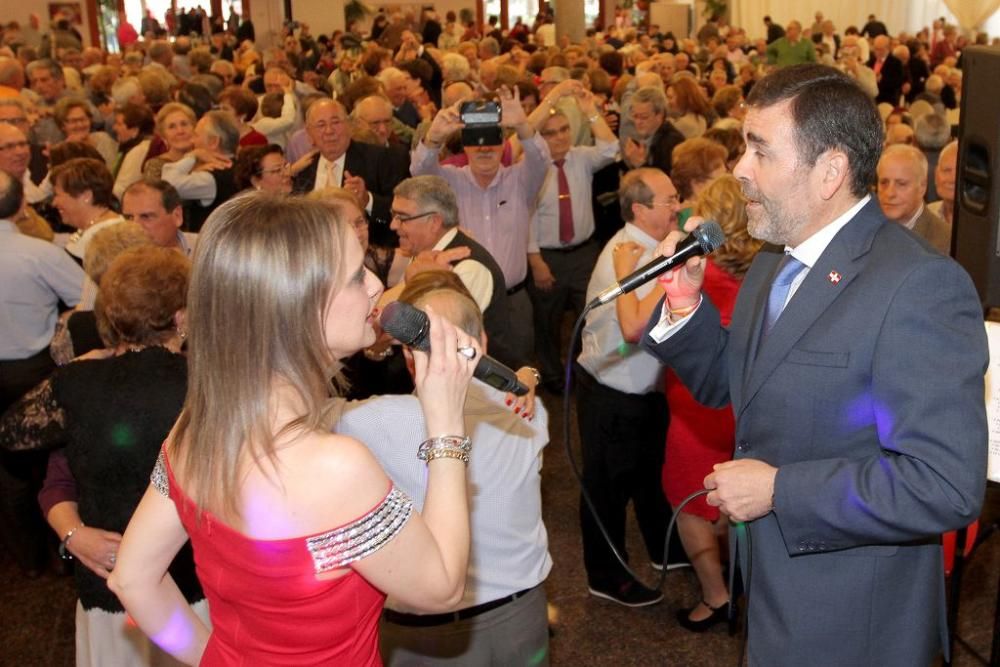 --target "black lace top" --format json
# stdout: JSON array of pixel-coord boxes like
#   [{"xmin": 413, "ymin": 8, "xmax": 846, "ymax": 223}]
[{"xmin": 0, "ymin": 347, "xmax": 204, "ymax": 612}]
